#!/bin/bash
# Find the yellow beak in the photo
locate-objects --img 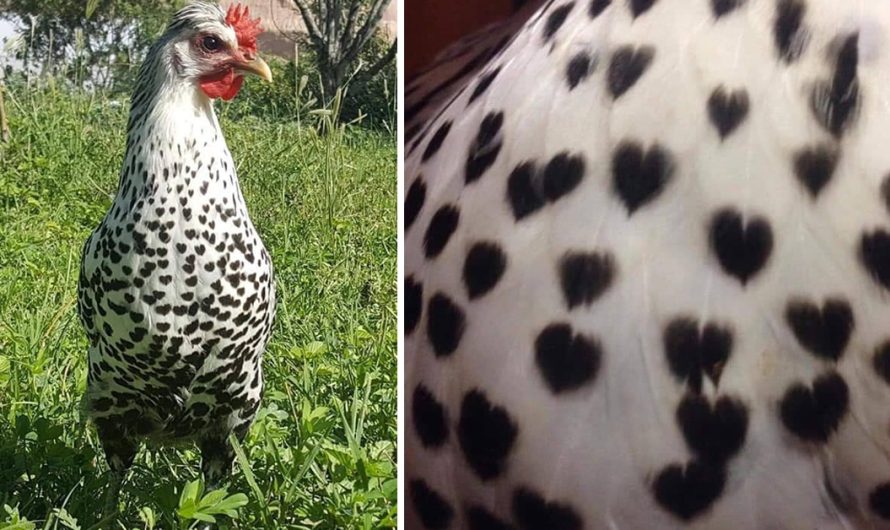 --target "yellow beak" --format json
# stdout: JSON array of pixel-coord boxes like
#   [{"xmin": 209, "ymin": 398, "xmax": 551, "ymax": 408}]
[{"xmin": 235, "ymin": 56, "xmax": 273, "ymax": 83}]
